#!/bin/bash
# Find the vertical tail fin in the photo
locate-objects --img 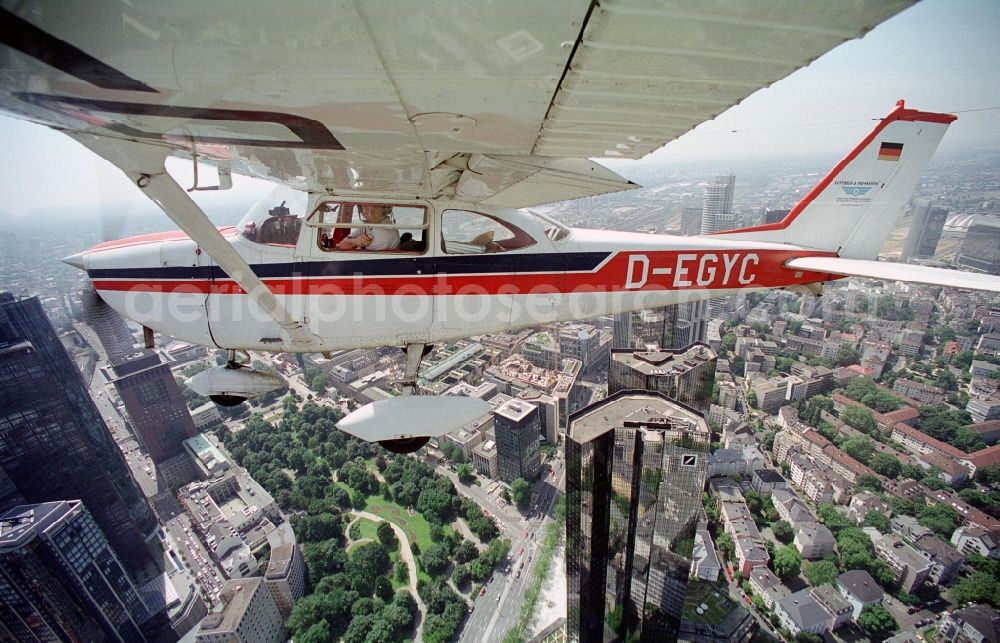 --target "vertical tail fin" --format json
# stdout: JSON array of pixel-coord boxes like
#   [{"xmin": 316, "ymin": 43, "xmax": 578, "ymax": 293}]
[{"xmin": 715, "ymin": 101, "xmax": 955, "ymax": 259}]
